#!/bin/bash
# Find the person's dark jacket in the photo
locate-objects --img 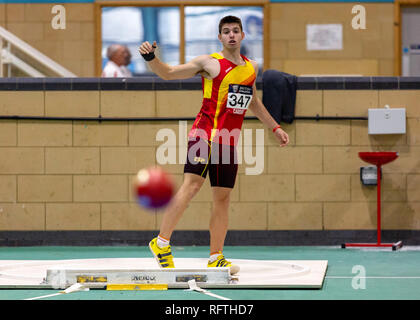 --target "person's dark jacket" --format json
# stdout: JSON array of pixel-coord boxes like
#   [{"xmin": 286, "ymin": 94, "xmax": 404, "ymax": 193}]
[{"xmin": 262, "ymin": 70, "xmax": 297, "ymax": 124}]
